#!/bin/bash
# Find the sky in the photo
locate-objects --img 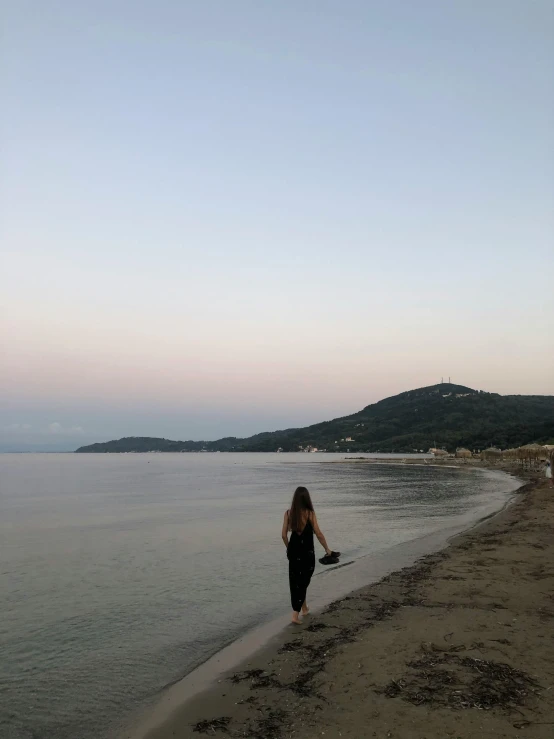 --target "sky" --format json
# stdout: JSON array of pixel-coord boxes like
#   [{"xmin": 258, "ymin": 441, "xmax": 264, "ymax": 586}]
[{"xmin": 1, "ymin": 0, "xmax": 553, "ymax": 451}]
